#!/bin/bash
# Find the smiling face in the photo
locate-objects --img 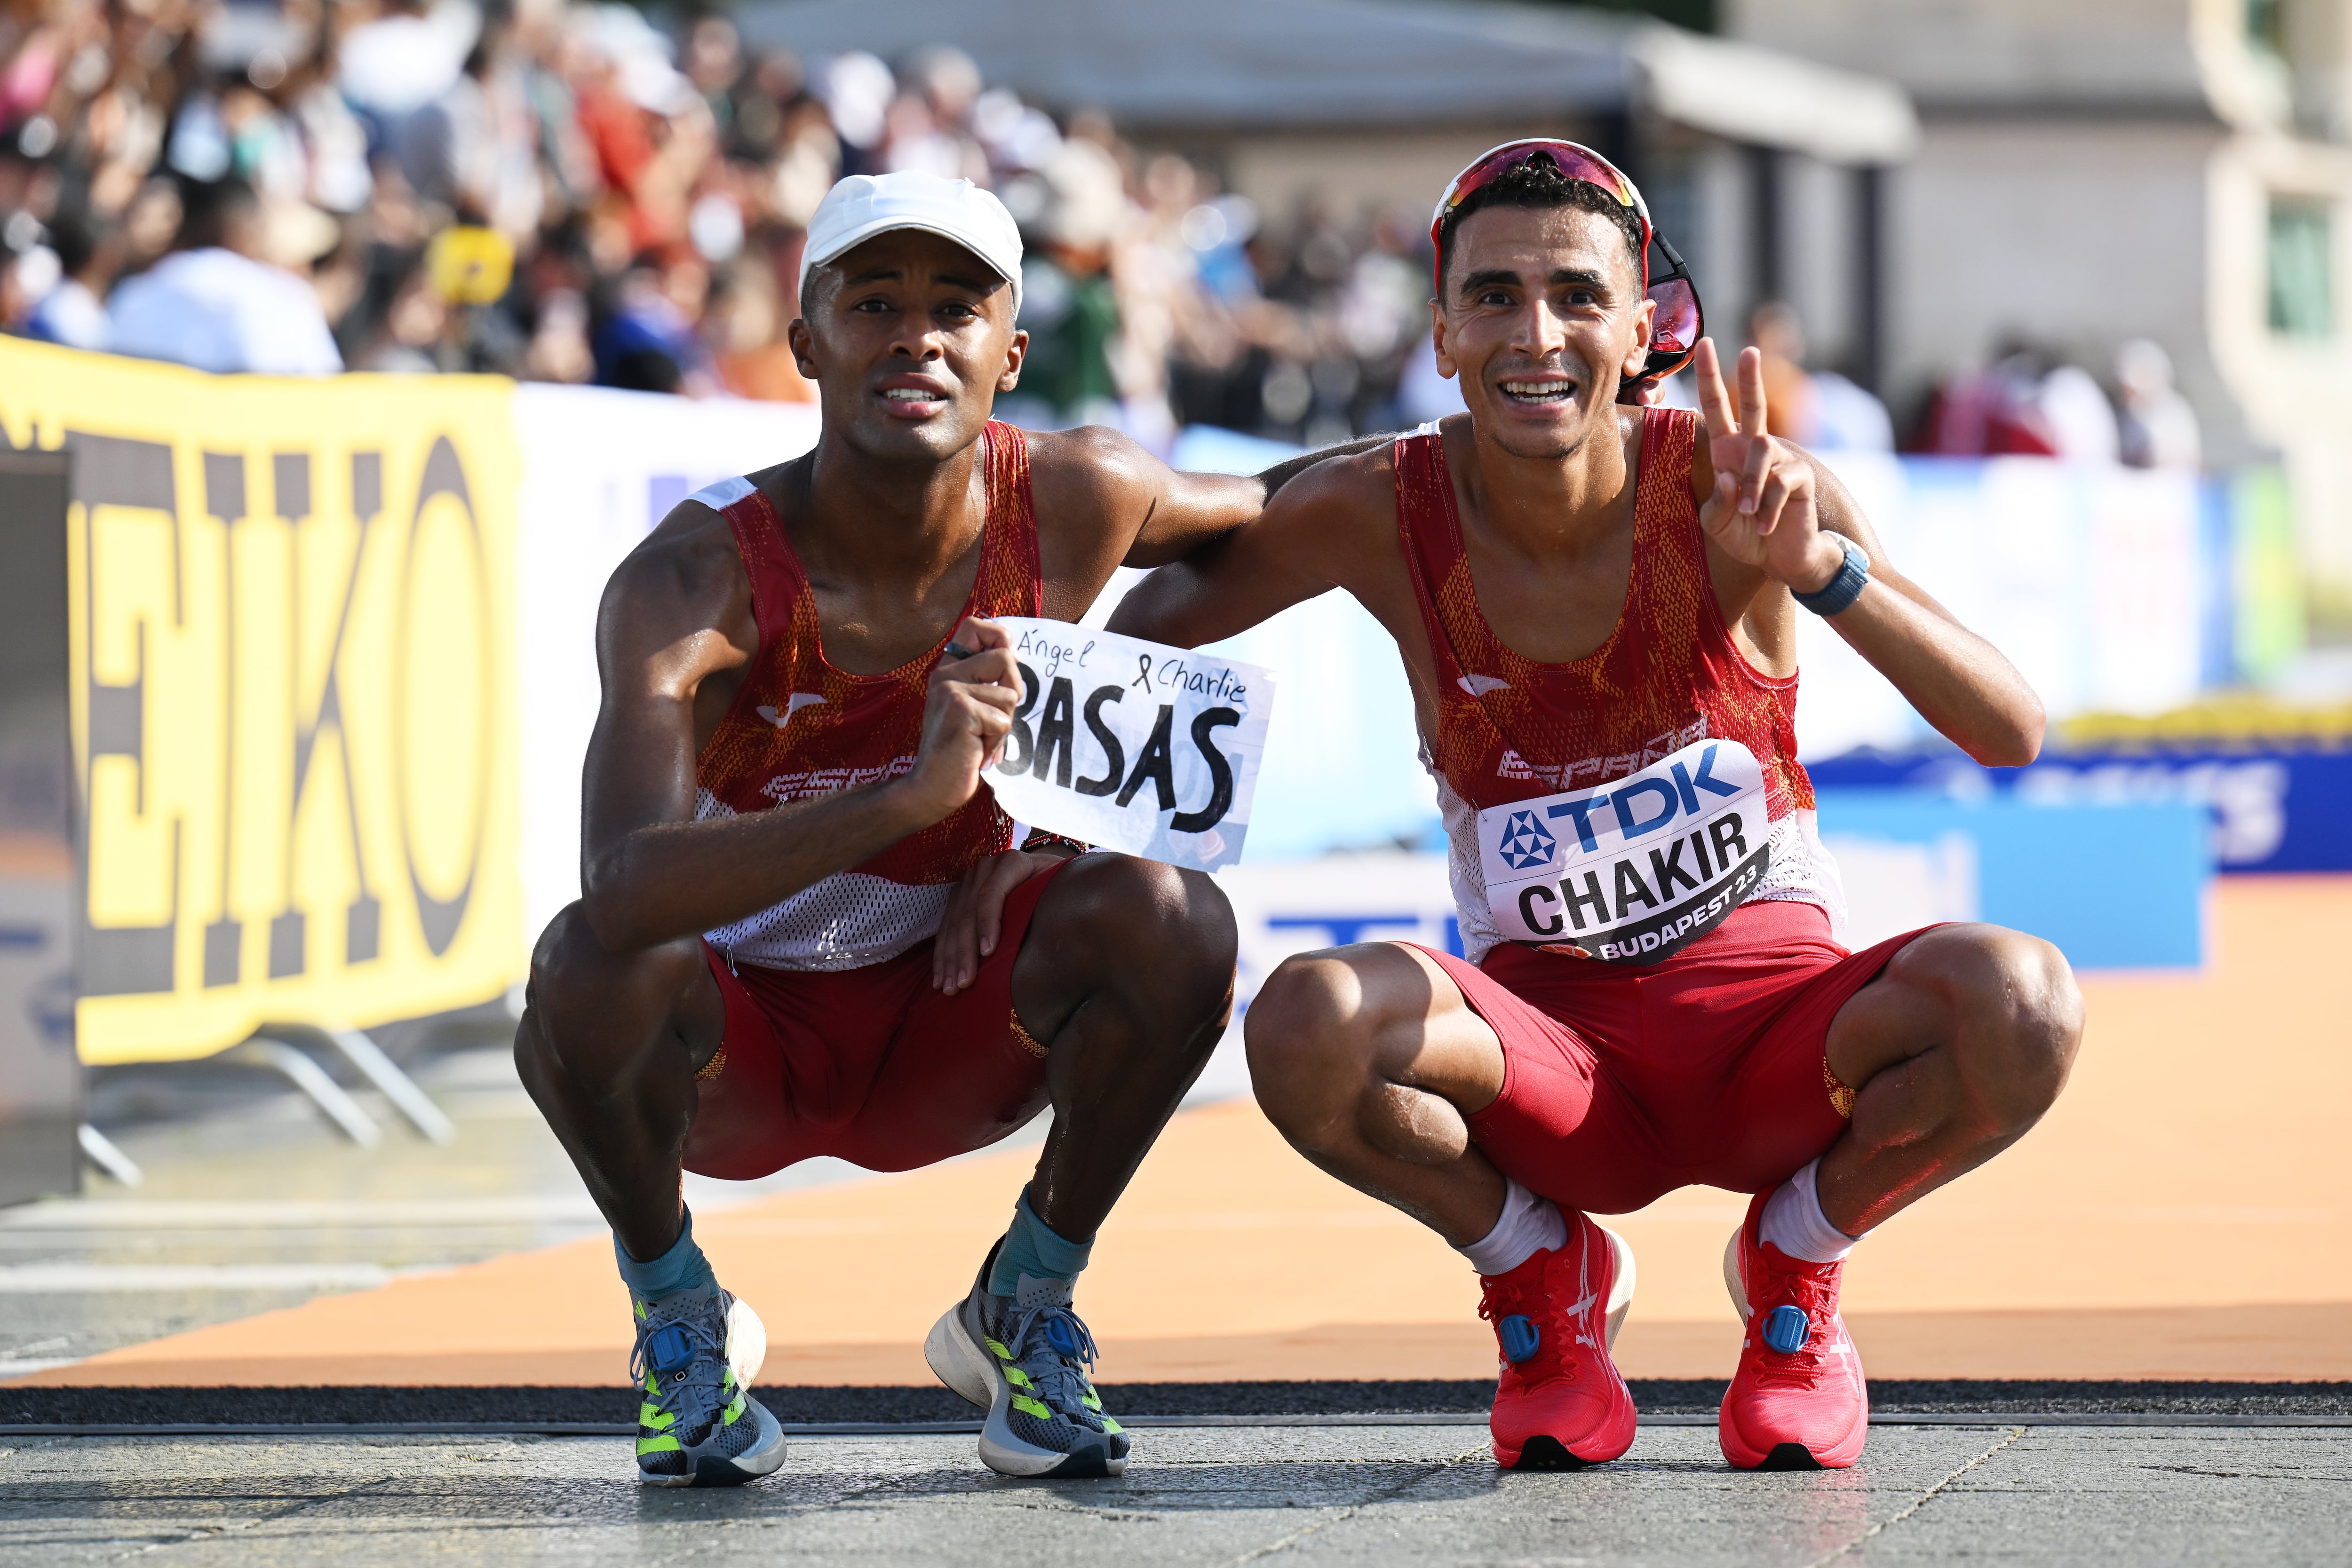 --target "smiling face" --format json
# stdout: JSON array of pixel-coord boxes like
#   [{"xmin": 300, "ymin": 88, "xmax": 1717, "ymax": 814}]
[
  {"xmin": 790, "ymin": 227, "xmax": 1026, "ymax": 464},
  {"xmin": 1432, "ymin": 203, "xmax": 1655, "ymax": 461}
]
